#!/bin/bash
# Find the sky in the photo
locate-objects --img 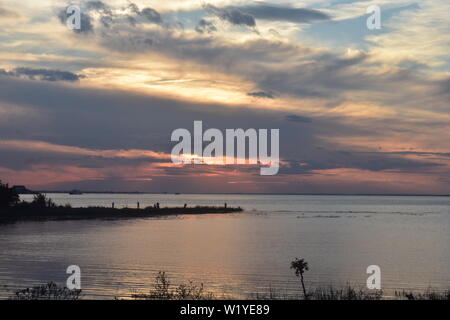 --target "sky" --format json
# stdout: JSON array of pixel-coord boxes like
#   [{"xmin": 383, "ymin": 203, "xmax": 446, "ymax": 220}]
[{"xmin": 0, "ymin": 0, "xmax": 449, "ymax": 194}]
